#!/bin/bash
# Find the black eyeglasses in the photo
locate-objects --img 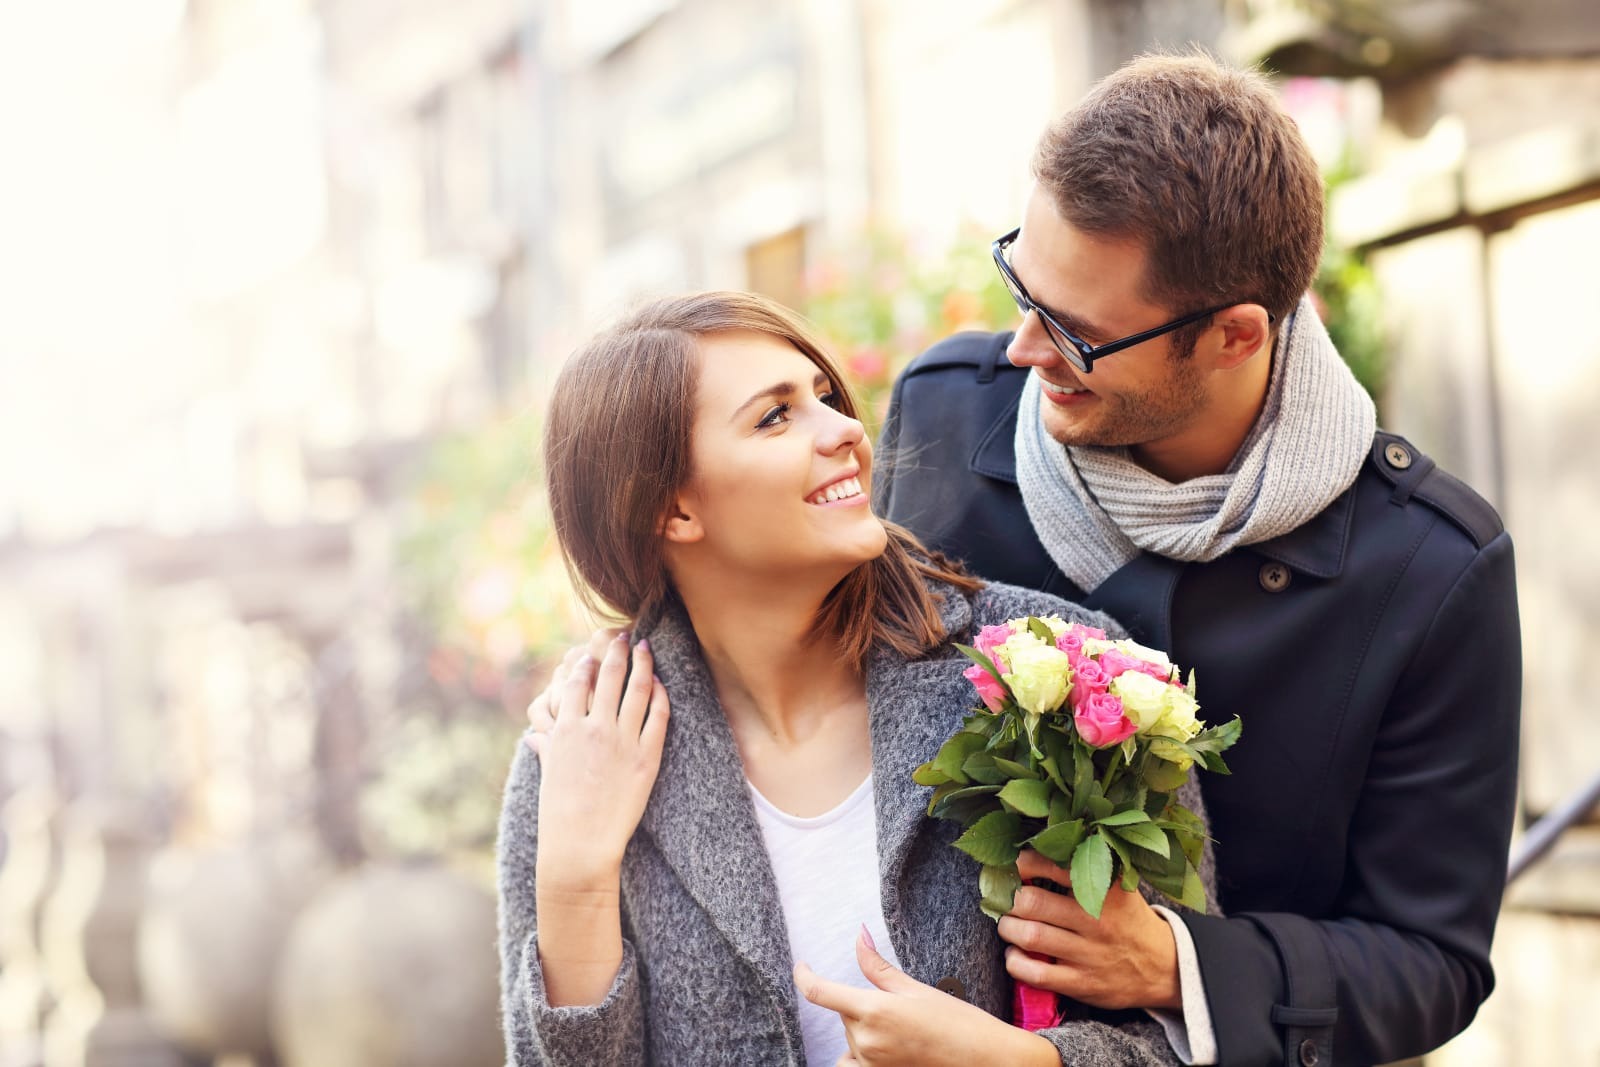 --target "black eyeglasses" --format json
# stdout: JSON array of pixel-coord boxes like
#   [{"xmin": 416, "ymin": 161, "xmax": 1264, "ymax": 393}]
[{"xmin": 991, "ymin": 227, "xmax": 1262, "ymax": 373}]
